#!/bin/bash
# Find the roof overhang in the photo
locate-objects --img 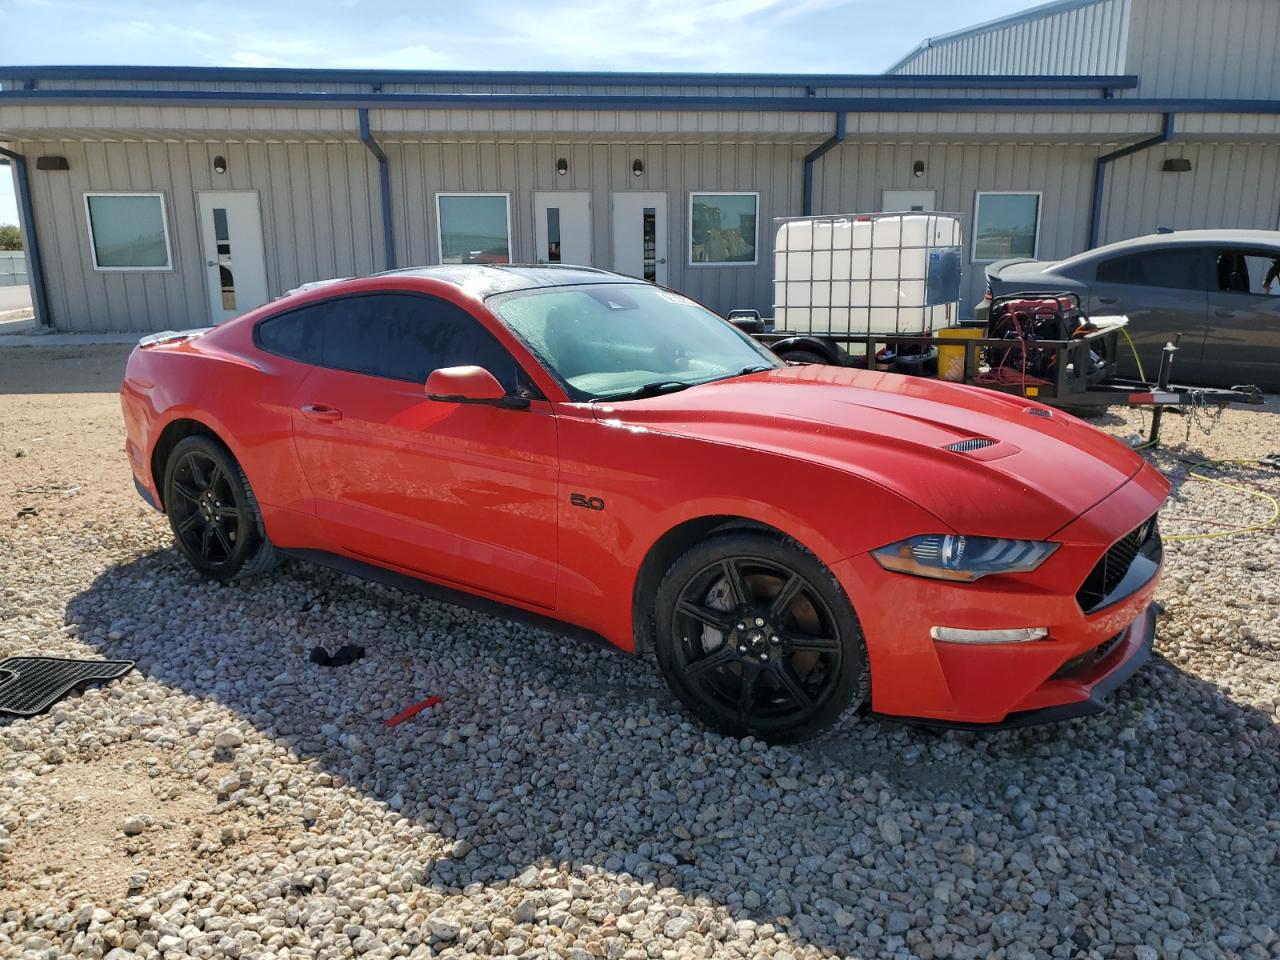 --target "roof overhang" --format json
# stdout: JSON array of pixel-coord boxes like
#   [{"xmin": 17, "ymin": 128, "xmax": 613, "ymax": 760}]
[{"xmin": 0, "ymin": 63, "xmax": 1140, "ymax": 91}]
